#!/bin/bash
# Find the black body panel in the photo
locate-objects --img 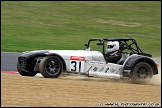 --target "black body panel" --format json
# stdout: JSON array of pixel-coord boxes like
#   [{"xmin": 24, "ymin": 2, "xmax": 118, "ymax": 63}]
[
  {"xmin": 18, "ymin": 51, "xmax": 49, "ymax": 71},
  {"xmin": 19, "ymin": 51, "xmax": 49, "ymax": 59},
  {"xmin": 124, "ymin": 55, "xmax": 158, "ymax": 75},
  {"xmin": 18, "ymin": 50, "xmax": 67, "ymax": 72}
]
